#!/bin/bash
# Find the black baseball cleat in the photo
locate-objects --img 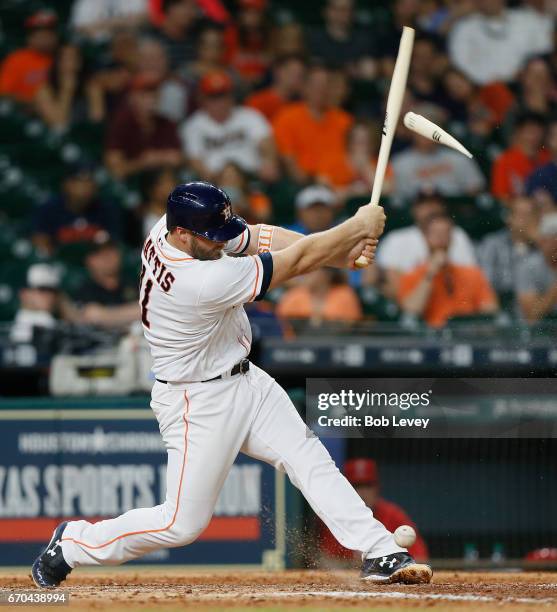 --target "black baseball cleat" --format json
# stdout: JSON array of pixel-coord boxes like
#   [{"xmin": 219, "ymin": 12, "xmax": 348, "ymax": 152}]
[
  {"xmin": 31, "ymin": 522, "xmax": 72, "ymax": 588},
  {"xmin": 361, "ymin": 552, "xmax": 432, "ymax": 584}
]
